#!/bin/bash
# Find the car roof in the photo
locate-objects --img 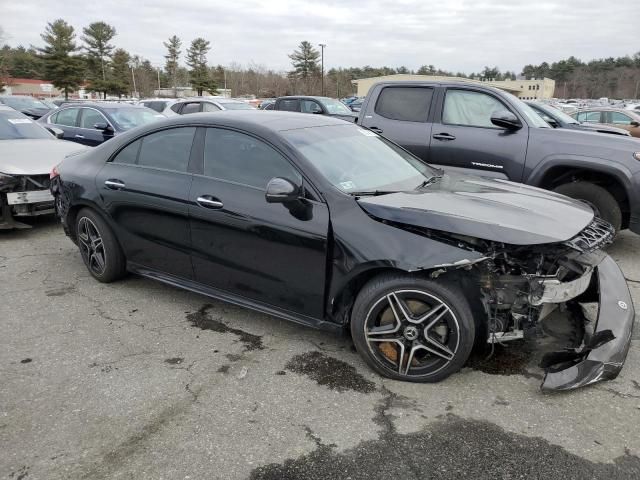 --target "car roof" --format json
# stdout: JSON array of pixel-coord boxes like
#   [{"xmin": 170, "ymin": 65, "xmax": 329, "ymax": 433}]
[
  {"xmin": 134, "ymin": 110, "xmax": 350, "ymax": 133},
  {"xmin": 58, "ymin": 102, "xmax": 146, "ymax": 110},
  {"xmin": 277, "ymin": 96, "xmax": 334, "ymax": 101}
]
